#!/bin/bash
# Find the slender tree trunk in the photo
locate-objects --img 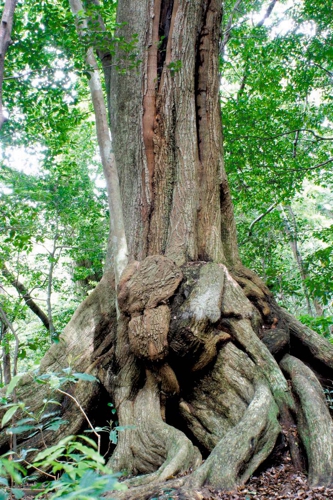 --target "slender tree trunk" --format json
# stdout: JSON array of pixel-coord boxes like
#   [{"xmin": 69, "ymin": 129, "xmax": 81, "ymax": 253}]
[
  {"xmin": 46, "ymin": 235, "xmax": 58, "ymax": 341},
  {"xmin": 0, "ymin": 0, "xmax": 17, "ymax": 129},
  {"xmin": 0, "ymin": 306, "xmax": 19, "ymax": 377},
  {"xmin": 1, "ymin": 324, "xmax": 11, "ymax": 385},
  {"xmin": 279, "ymin": 204, "xmax": 318, "ymax": 316},
  {"xmin": 69, "ymin": 0, "xmax": 128, "ymax": 285}
]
